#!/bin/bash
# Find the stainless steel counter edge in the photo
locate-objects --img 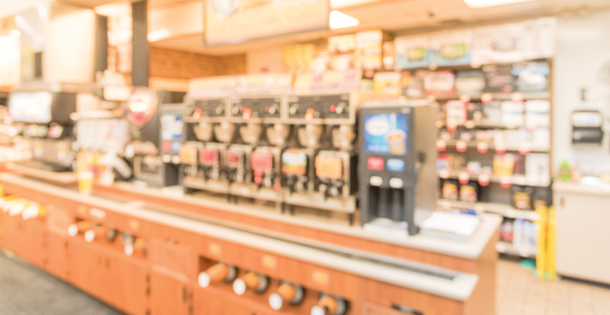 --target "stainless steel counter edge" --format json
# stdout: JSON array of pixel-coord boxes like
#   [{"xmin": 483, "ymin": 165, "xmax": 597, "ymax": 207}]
[
  {"xmin": 114, "ymin": 182, "xmax": 502, "ymax": 259},
  {"xmin": 0, "ymin": 174, "xmax": 478, "ymax": 301}
]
